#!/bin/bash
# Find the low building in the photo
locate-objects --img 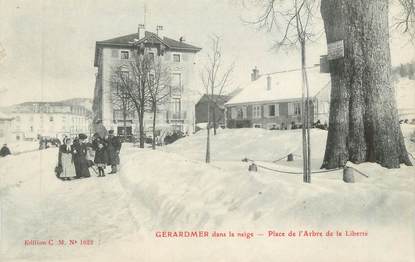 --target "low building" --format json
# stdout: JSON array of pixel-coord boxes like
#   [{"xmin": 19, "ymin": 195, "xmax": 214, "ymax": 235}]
[
  {"xmin": 224, "ymin": 68, "xmax": 331, "ymax": 130},
  {"xmin": 195, "ymin": 94, "xmax": 231, "ymax": 128},
  {"xmin": 8, "ymin": 101, "xmax": 92, "ymax": 141},
  {"xmin": 0, "ymin": 112, "xmax": 14, "ymax": 144}
]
